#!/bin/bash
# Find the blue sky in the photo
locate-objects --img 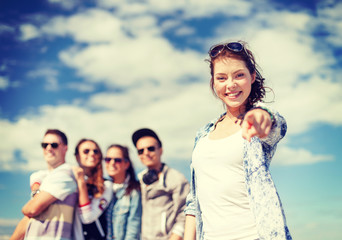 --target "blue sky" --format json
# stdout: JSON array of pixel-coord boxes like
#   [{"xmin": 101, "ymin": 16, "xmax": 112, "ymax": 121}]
[{"xmin": 1, "ymin": 0, "xmax": 342, "ymax": 239}]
